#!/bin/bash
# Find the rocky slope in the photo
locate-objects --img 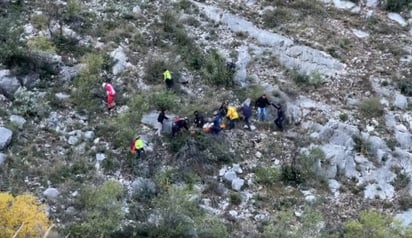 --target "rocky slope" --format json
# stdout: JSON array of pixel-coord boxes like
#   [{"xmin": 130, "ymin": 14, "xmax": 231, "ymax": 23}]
[{"xmin": 1, "ymin": 0, "xmax": 412, "ymax": 237}]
